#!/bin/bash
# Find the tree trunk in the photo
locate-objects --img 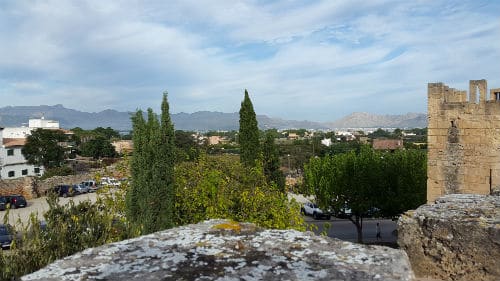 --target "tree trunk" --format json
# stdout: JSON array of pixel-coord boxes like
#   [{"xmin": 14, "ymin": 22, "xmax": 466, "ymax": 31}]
[{"xmin": 355, "ymin": 215, "xmax": 363, "ymax": 243}]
